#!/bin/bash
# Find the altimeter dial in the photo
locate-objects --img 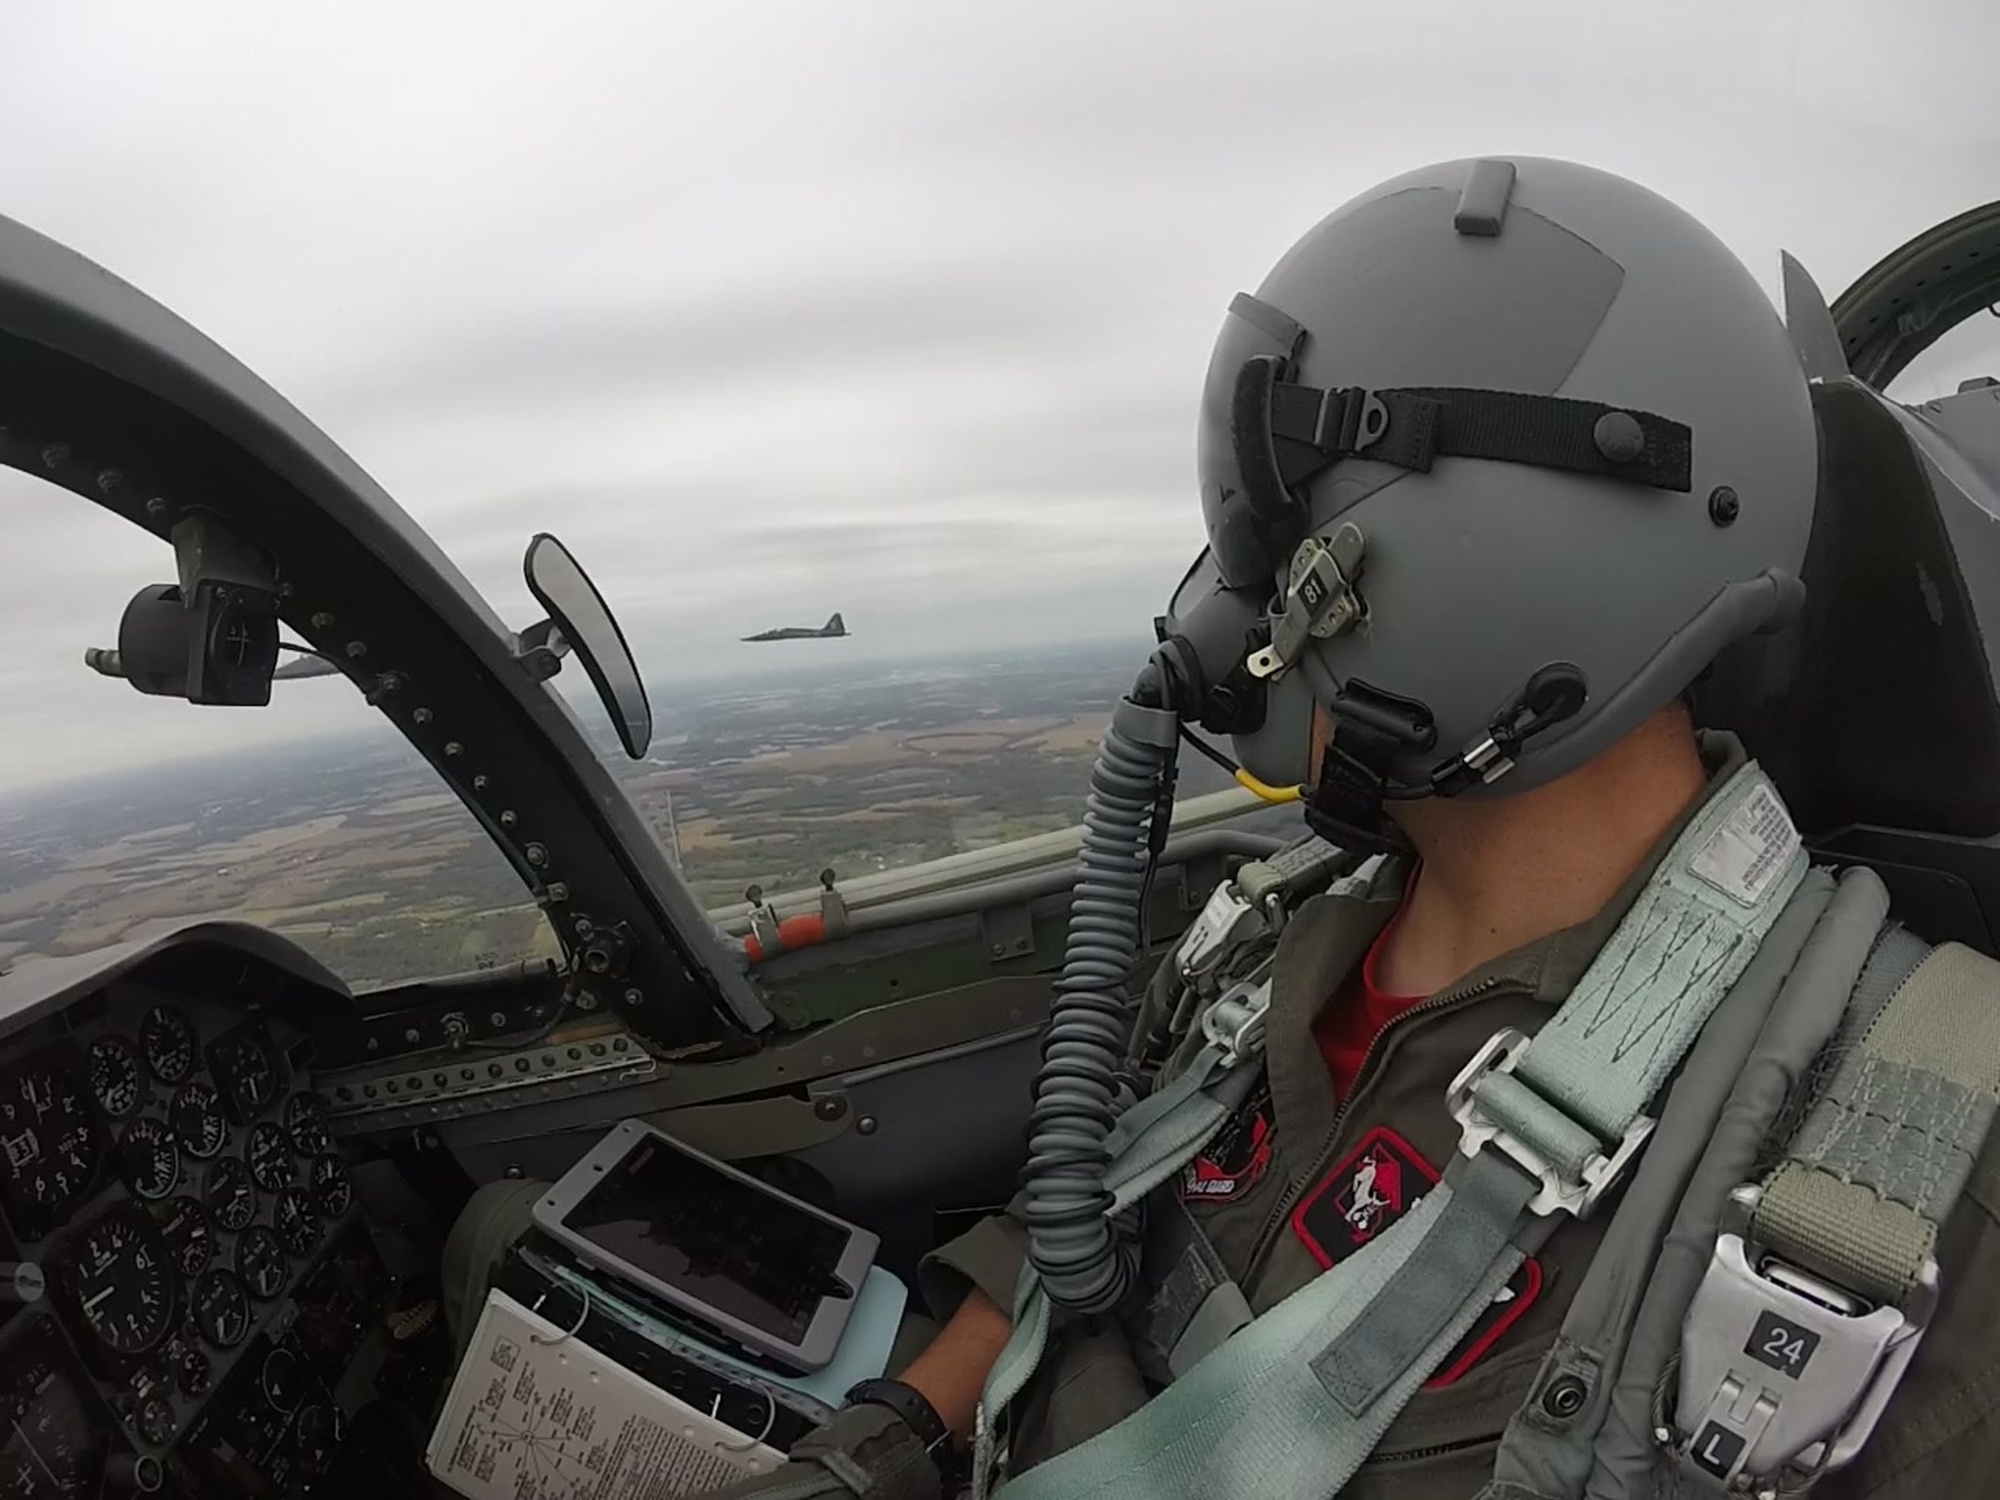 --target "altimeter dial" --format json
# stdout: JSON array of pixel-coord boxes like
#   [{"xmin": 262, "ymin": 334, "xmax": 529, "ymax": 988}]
[{"xmin": 62, "ymin": 1201, "xmax": 176, "ymax": 1357}]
